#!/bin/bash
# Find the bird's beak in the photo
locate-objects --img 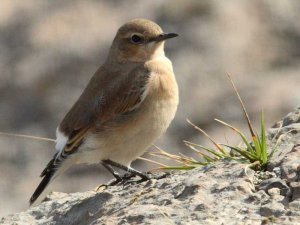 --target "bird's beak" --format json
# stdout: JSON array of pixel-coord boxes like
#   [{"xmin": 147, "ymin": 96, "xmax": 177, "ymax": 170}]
[{"xmin": 151, "ymin": 33, "xmax": 179, "ymax": 42}]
